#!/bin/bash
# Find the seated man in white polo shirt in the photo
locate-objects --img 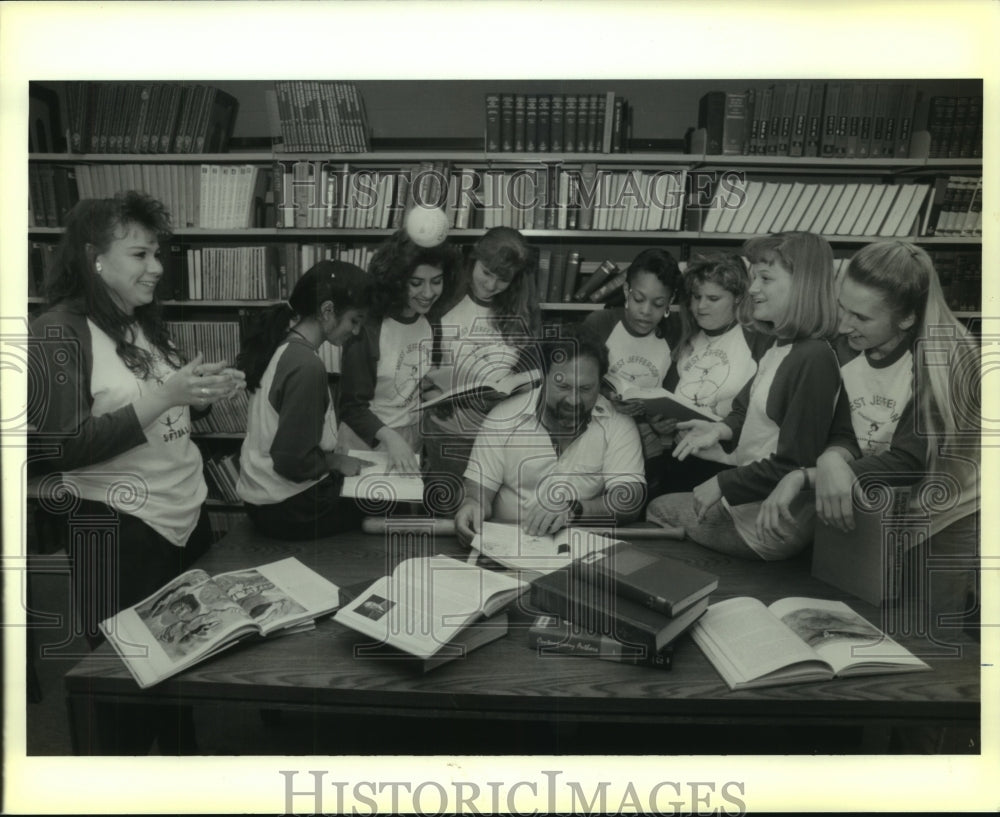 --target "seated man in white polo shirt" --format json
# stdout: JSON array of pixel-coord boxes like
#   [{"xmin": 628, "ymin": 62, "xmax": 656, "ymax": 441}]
[{"xmin": 454, "ymin": 324, "xmax": 646, "ymax": 545}]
